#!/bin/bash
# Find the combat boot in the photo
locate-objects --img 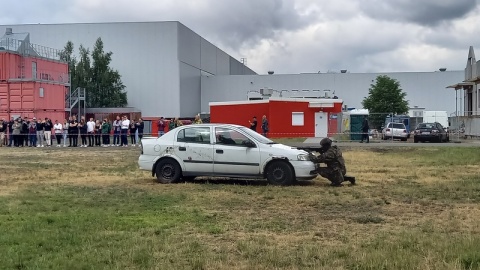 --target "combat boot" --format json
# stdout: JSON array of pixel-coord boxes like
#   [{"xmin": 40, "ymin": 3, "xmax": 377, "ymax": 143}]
[{"xmin": 344, "ymin": 176, "xmax": 356, "ymax": 185}]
